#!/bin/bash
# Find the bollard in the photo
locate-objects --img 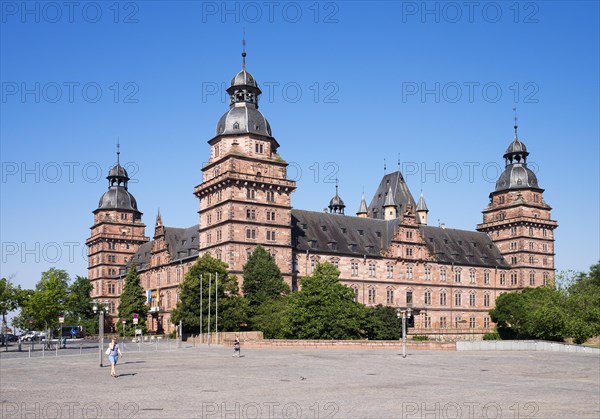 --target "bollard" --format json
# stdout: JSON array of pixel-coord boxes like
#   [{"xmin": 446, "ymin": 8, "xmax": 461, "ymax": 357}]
[
  {"xmin": 28, "ymin": 344, "xmax": 31, "ymax": 358},
  {"xmin": 56, "ymin": 341, "xmax": 58, "ymax": 357},
  {"xmin": 42, "ymin": 341, "xmax": 45, "ymax": 357},
  {"xmin": 80, "ymin": 341, "xmax": 82, "ymax": 355}
]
